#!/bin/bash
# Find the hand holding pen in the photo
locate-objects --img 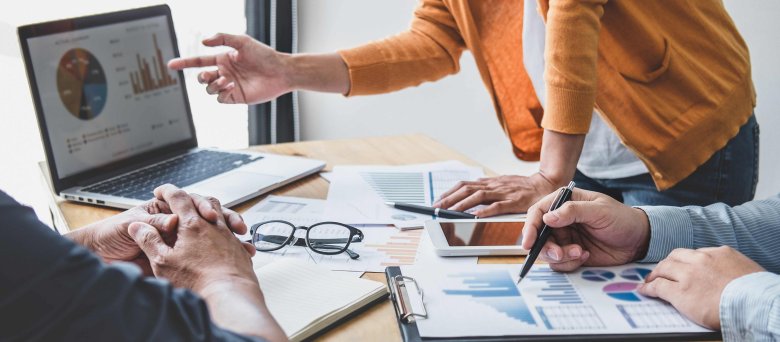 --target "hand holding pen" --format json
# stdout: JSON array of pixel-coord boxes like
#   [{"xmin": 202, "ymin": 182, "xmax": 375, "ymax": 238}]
[
  {"xmin": 520, "ymin": 186, "xmax": 653, "ymax": 274},
  {"xmin": 517, "ymin": 181, "xmax": 575, "ymax": 284}
]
